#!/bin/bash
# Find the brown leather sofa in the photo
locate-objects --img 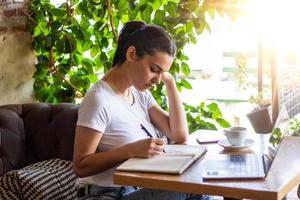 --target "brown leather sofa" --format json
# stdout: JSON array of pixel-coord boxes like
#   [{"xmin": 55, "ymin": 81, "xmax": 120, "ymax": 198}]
[{"xmin": 0, "ymin": 103, "xmax": 79, "ymax": 199}]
